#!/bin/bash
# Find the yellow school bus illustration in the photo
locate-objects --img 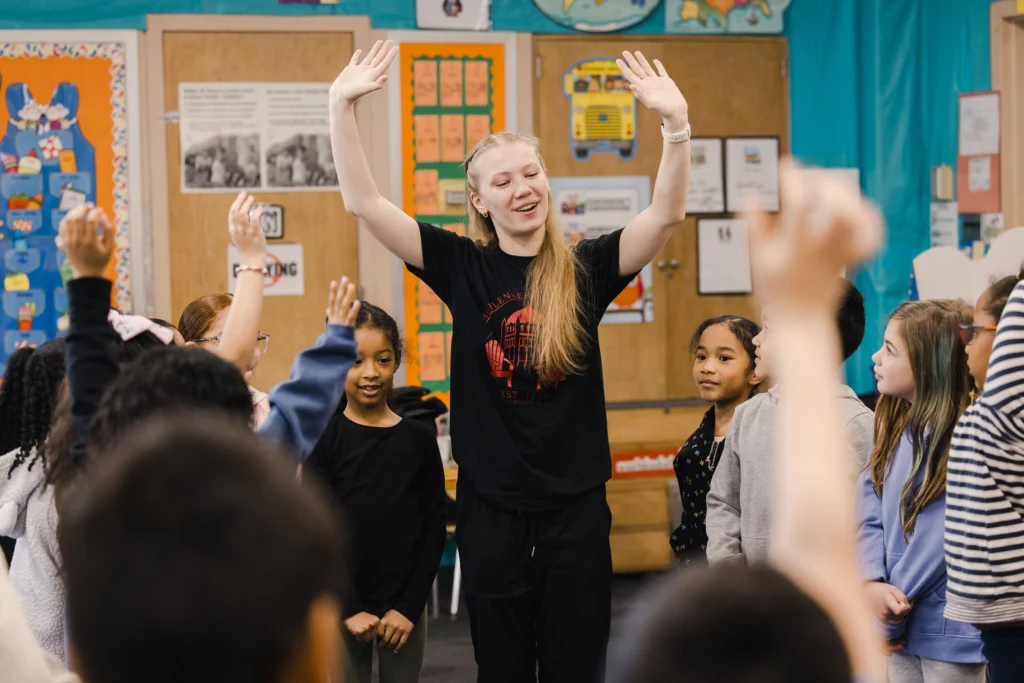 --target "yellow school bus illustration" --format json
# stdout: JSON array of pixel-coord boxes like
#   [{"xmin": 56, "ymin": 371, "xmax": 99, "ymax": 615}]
[{"xmin": 563, "ymin": 59, "xmax": 636, "ymax": 161}]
